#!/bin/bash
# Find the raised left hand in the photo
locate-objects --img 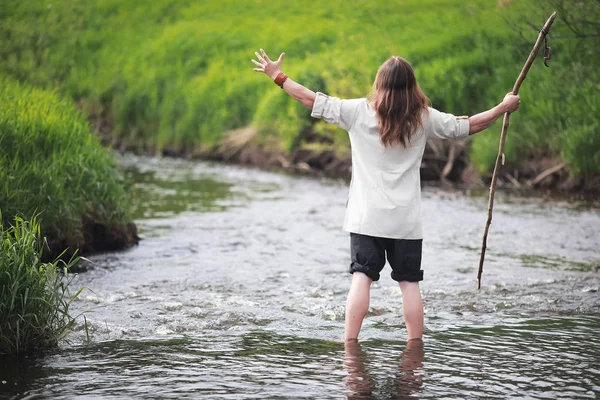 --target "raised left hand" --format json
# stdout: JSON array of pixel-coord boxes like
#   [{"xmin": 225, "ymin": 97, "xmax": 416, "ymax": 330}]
[{"xmin": 251, "ymin": 48, "xmax": 285, "ymax": 80}]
